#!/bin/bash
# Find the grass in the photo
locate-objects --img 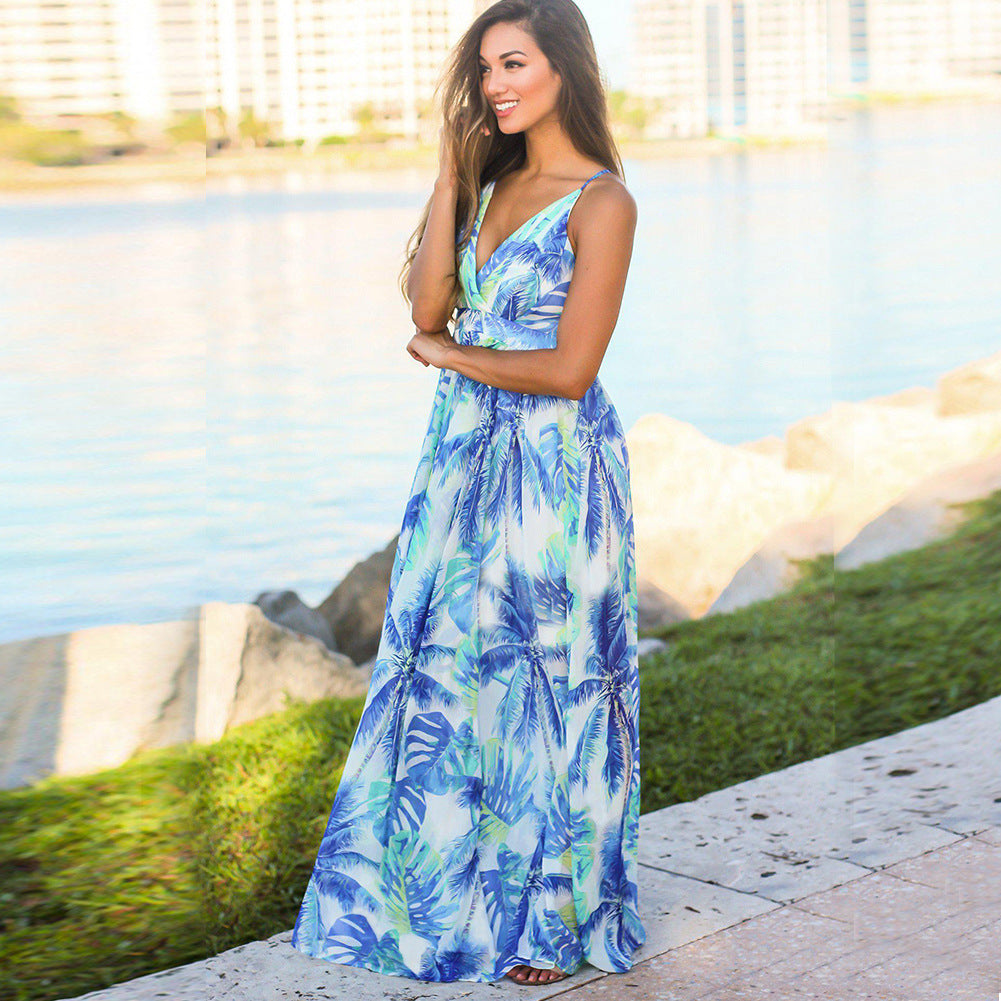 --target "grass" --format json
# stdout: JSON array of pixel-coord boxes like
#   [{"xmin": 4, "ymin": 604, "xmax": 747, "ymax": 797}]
[
  {"xmin": 2, "ymin": 488, "xmax": 999, "ymax": 1000},
  {"xmin": 639, "ymin": 489, "xmax": 1001, "ymax": 804}
]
